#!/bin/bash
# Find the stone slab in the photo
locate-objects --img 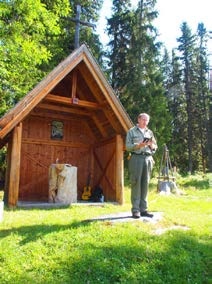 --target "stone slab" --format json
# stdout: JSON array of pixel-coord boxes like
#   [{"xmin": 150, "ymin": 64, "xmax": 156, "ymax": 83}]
[{"xmin": 84, "ymin": 211, "xmax": 163, "ymax": 223}]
